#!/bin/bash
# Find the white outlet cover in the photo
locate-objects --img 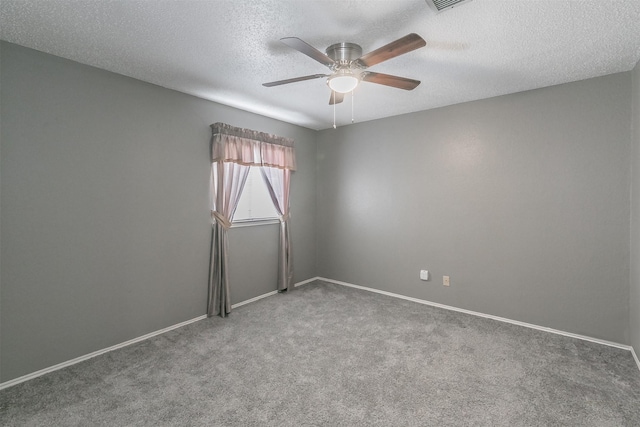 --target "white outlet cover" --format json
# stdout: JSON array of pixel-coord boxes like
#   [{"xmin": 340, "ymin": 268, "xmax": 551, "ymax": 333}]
[{"xmin": 420, "ymin": 270, "xmax": 429, "ymax": 281}]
